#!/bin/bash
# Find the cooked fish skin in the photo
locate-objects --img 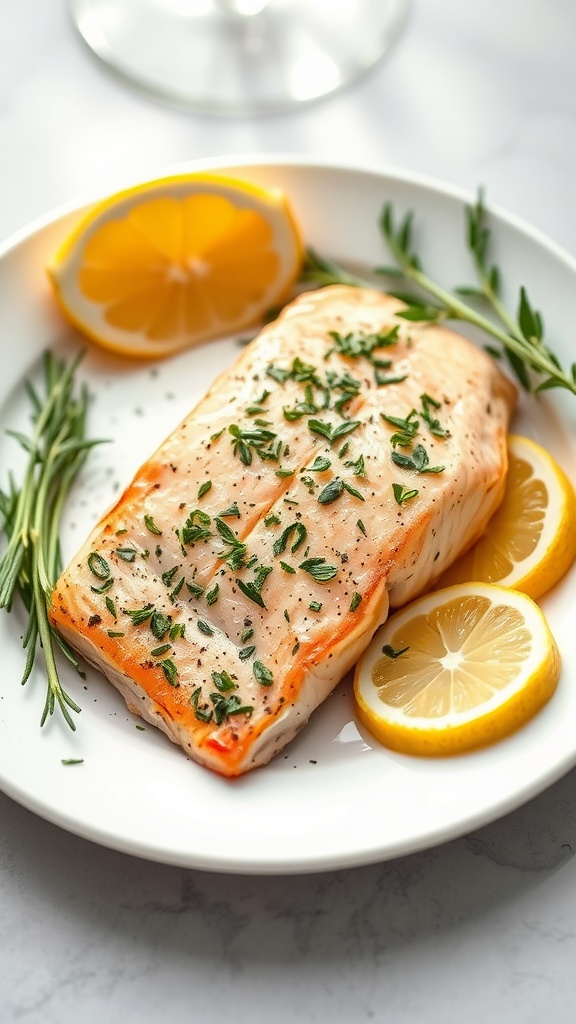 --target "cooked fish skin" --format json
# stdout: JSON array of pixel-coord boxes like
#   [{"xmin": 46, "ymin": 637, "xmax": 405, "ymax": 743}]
[{"xmin": 49, "ymin": 285, "xmax": 517, "ymax": 775}]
